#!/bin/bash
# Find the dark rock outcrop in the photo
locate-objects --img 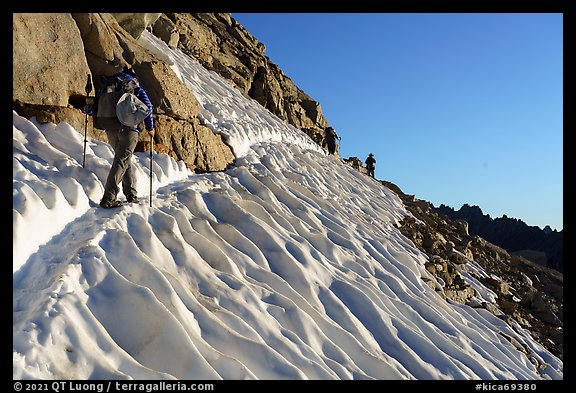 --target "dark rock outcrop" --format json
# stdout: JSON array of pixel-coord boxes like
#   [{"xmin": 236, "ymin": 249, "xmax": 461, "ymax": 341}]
[
  {"xmin": 434, "ymin": 203, "xmax": 563, "ymax": 272},
  {"xmin": 344, "ymin": 156, "xmax": 369, "ymax": 175}
]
